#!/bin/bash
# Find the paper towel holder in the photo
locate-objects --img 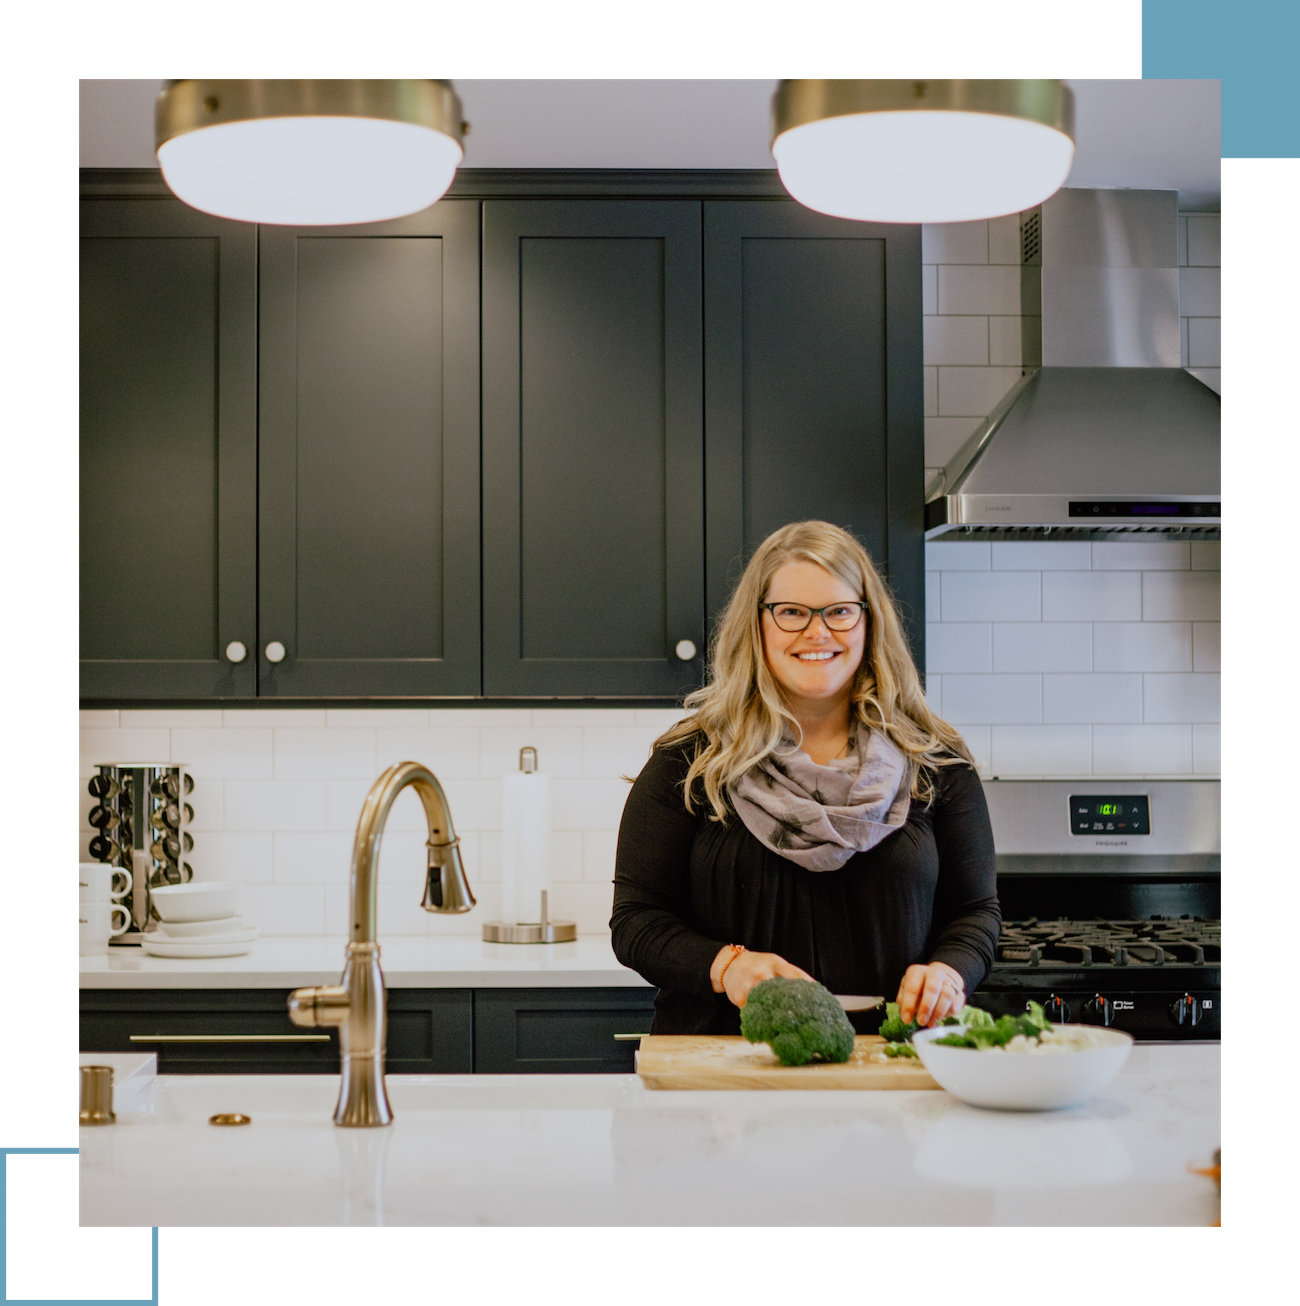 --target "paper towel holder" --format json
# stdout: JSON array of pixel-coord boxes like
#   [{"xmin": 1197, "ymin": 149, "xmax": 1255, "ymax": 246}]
[{"xmin": 482, "ymin": 747, "xmax": 577, "ymax": 943}]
